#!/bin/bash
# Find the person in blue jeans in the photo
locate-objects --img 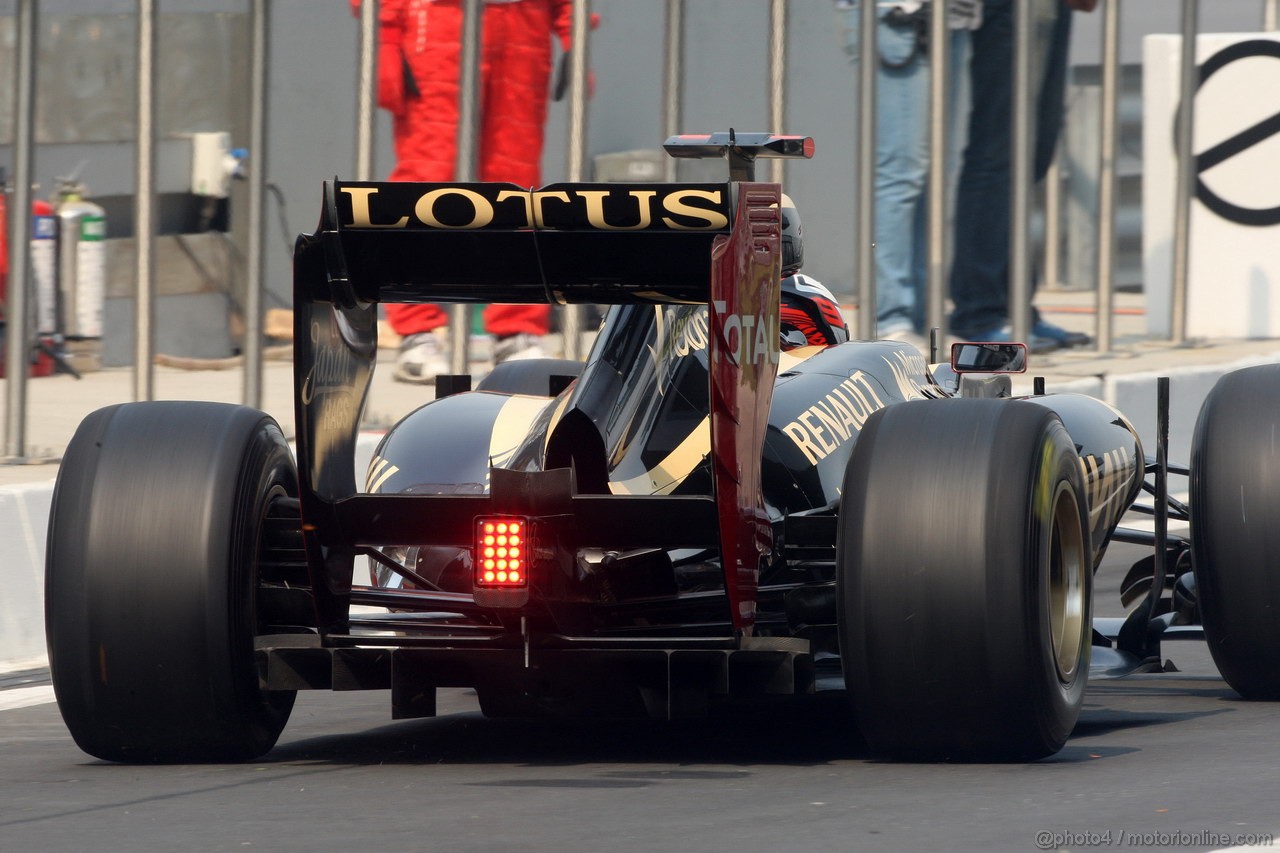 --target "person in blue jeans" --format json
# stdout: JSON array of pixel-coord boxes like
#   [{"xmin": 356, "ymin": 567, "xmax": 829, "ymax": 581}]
[
  {"xmin": 949, "ymin": 0, "xmax": 1097, "ymax": 351},
  {"xmin": 838, "ymin": 1, "xmax": 980, "ymax": 352}
]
